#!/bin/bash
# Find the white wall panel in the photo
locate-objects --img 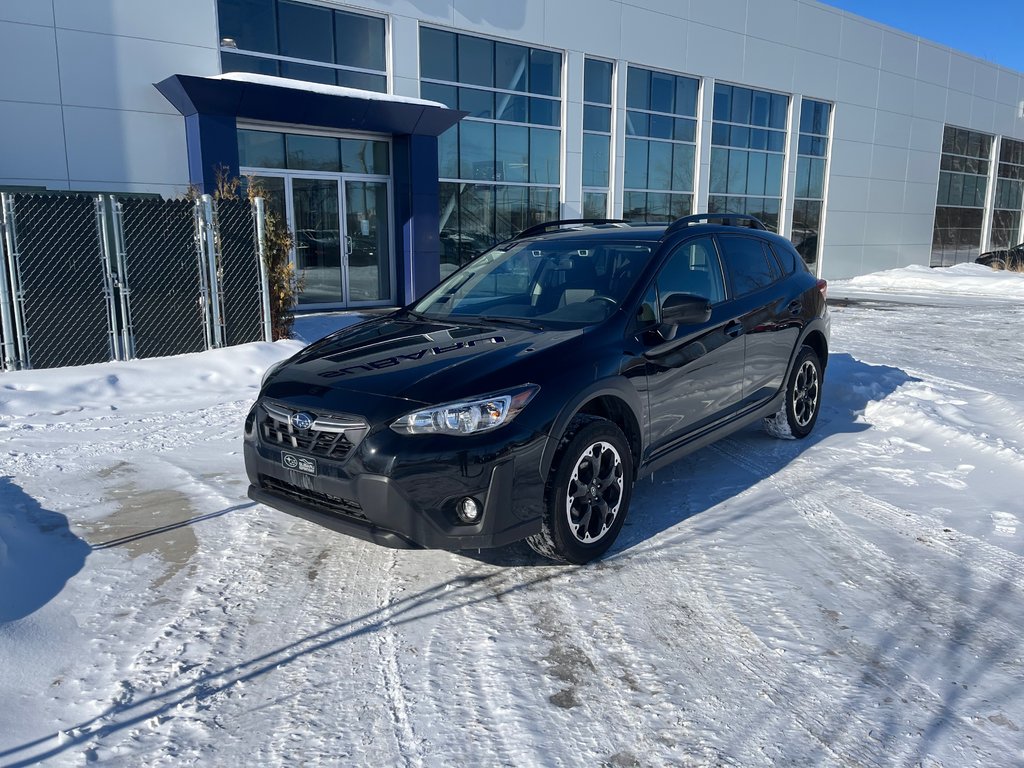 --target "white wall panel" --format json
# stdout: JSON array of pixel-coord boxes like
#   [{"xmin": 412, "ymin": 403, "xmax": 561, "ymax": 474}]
[
  {"xmin": 836, "ymin": 60, "xmax": 879, "ymax": 109},
  {"xmin": 745, "ymin": 0, "xmax": 796, "ymax": 45},
  {"xmin": 391, "ymin": 14, "xmax": 420, "ymax": 84},
  {"xmin": 452, "ymin": 0, "xmax": 544, "ymax": 41},
  {"xmin": 861, "ymin": 243, "xmax": 899, "ymax": 271},
  {"xmin": 947, "ymin": 54, "xmax": 975, "ymax": 93},
  {"xmin": 57, "ymin": 29, "xmax": 219, "ymax": 113},
  {"xmin": 867, "ymin": 178, "xmax": 905, "ymax": 212},
  {"xmin": 903, "ymin": 182, "xmax": 939, "ymax": 215},
  {"xmin": 0, "ymin": 21, "xmax": 61, "ymax": 104},
  {"xmin": 829, "ymin": 139, "xmax": 873, "ymax": 177},
  {"xmin": 973, "ymin": 63, "xmax": 998, "ymax": 101},
  {"xmin": 906, "ymin": 148, "xmax": 940, "ymax": 184},
  {"xmin": 945, "ymin": 88, "xmax": 972, "ymax": 126},
  {"xmin": 970, "ymin": 98, "xmax": 996, "ymax": 135},
  {"xmin": 838, "ymin": 16, "xmax": 883, "ymax": 68},
  {"xmin": 684, "ymin": 24, "xmax": 745, "ymax": 84},
  {"xmin": 873, "ymin": 110, "xmax": 911, "ymax": 149},
  {"xmin": 871, "ymin": 145, "xmax": 908, "ymax": 182},
  {"xmin": 542, "ymin": 0, "xmax": 621, "ymax": 56},
  {"xmin": 792, "ymin": 50, "xmax": 839, "ymax": 101},
  {"xmin": 880, "ymin": 31, "xmax": 917, "ymax": 78},
  {"xmin": 795, "ymin": 2, "xmax": 841, "ymax": 58},
  {"xmin": 912, "ymin": 81, "xmax": 947, "ymax": 122},
  {"xmin": 620, "ymin": 8, "xmax": 689, "ymax": 74},
  {"xmin": 916, "ymin": 43, "xmax": 949, "ymax": 87},
  {"xmin": 875, "ymin": 71, "xmax": 915, "ymax": 116},
  {"xmin": 0, "ymin": 102, "xmax": 68, "ymax": 181},
  {"xmin": 832, "ymin": 105, "xmax": 876, "ymax": 143},
  {"xmin": 0, "ymin": 0, "xmax": 53, "ymax": 26},
  {"xmin": 826, "ymin": 175, "xmax": 870, "ymax": 211},
  {"xmin": 689, "ymin": 0, "xmax": 747, "ymax": 35},
  {"xmin": 741, "ymin": 38, "xmax": 795, "ymax": 93},
  {"xmin": 64, "ymin": 107, "xmax": 189, "ymax": 187},
  {"xmin": 53, "ymin": 0, "xmax": 217, "ymax": 49},
  {"xmin": 820, "ymin": 244, "xmax": 863, "ymax": 278}
]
